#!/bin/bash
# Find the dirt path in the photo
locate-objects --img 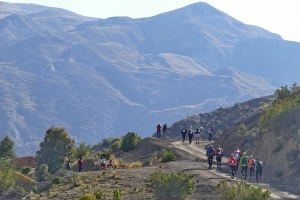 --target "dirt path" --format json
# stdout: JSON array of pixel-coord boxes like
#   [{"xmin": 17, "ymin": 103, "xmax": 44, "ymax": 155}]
[{"xmin": 170, "ymin": 140, "xmax": 299, "ymax": 200}]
